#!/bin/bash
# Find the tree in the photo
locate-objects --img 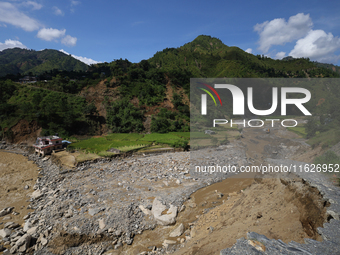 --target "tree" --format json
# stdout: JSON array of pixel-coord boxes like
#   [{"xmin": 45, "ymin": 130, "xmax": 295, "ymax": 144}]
[
  {"xmin": 304, "ymin": 117, "xmax": 318, "ymax": 138},
  {"xmin": 106, "ymin": 100, "xmax": 144, "ymax": 133}
]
